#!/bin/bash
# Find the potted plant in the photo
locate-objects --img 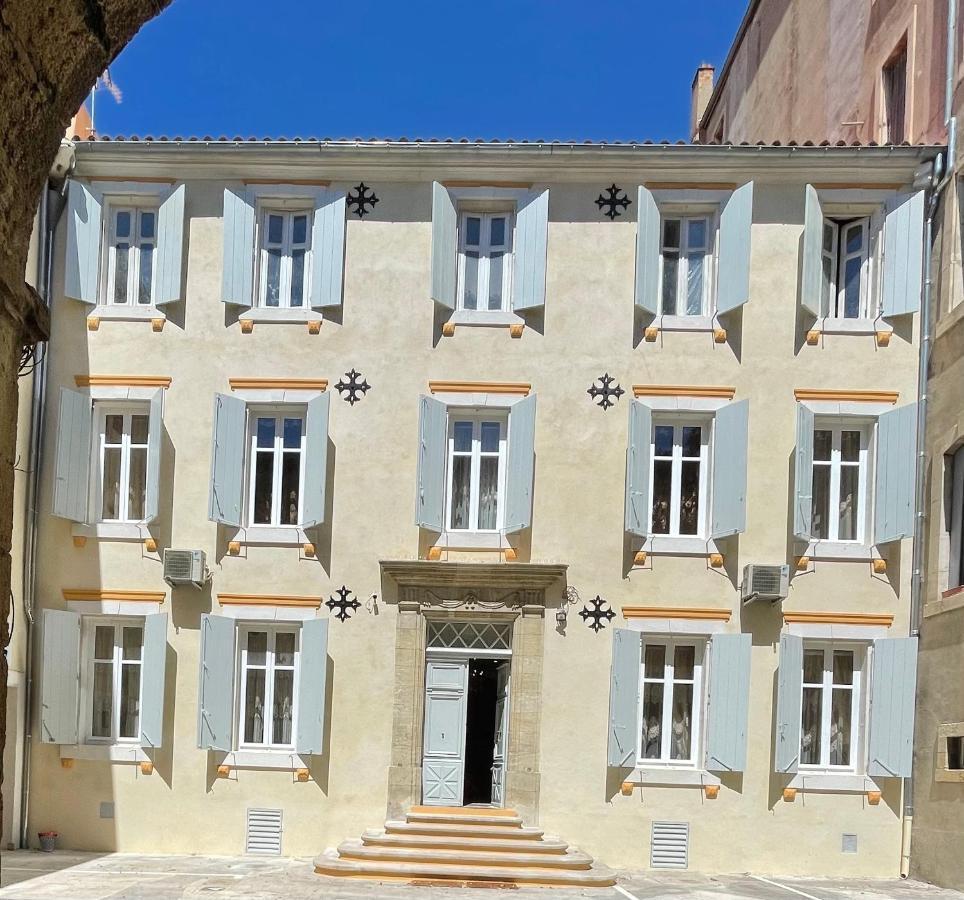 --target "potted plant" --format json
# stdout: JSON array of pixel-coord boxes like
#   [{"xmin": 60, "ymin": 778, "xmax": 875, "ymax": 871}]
[{"xmin": 37, "ymin": 831, "xmax": 57, "ymax": 852}]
